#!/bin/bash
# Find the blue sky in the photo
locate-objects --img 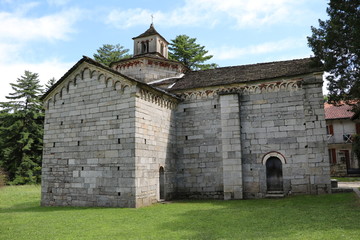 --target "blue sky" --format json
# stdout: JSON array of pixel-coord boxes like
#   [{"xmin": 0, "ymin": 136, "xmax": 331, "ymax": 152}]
[{"xmin": 0, "ymin": 0, "xmax": 329, "ymax": 101}]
